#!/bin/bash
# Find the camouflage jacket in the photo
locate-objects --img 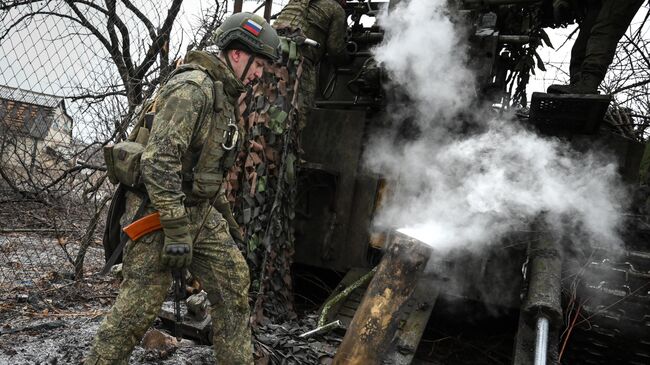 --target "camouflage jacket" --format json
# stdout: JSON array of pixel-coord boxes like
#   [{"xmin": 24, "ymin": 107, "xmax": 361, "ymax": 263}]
[
  {"xmin": 275, "ymin": 0, "xmax": 348, "ymax": 65},
  {"xmin": 140, "ymin": 51, "xmax": 244, "ymax": 220}
]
